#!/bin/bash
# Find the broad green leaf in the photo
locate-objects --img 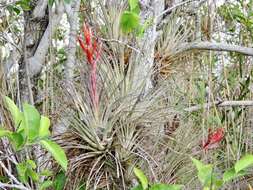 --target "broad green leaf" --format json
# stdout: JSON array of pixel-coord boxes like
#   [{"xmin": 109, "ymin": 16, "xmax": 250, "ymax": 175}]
[
  {"xmin": 120, "ymin": 11, "xmax": 140, "ymax": 33},
  {"xmin": 26, "ymin": 159, "xmax": 36, "ymax": 169},
  {"xmin": 133, "ymin": 167, "xmax": 148, "ymax": 190},
  {"xmin": 4, "ymin": 96, "xmax": 22, "ymax": 127},
  {"xmin": 39, "ymin": 116, "xmax": 50, "ymax": 138},
  {"xmin": 27, "ymin": 168, "xmax": 39, "ymax": 181},
  {"xmin": 213, "ymin": 179, "xmax": 223, "ymax": 189},
  {"xmin": 40, "ymin": 139, "xmax": 68, "ymax": 171},
  {"xmin": 23, "ymin": 103, "xmax": 40, "ymax": 142},
  {"xmin": 235, "ymin": 154, "xmax": 253, "ymax": 173},
  {"xmin": 40, "ymin": 169, "xmax": 53, "ymax": 177},
  {"xmin": 17, "ymin": 163, "xmax": 28, "ymax": 183},
  {"xmin": 191, "ymin": 157, "xmax": 213, "ymax": 186},
  {"xmin": 223, "ymin": 168, "xmax": 246, "ymax": 183},
  {"xmin": 10, "ymin": 132, "xmax": 25, "ymax": 150},
  {"xmin": 131, "ymin": 185, "xmax": 143, "ymax": 190},
  {"xmin": 191, "ymin": 157, "xmax": 206, "ymax": 171},
  {"xmin": 0, "ymin": 127, "xmax": 24, "ymax": 150},
  {"xmin": 150, "ymin": 184, "xmax": 183, "ymax": 190},
  {"xmin": 39, "ymin": 180, "xmax": 53, "ymax": 190},
  {"xmin": 128, "ymin": 0, "xmax": 140, "ymax": 14},
  {"xmin": 54, "ymin": 171, "xmax": 66, "ymax": 190}
]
